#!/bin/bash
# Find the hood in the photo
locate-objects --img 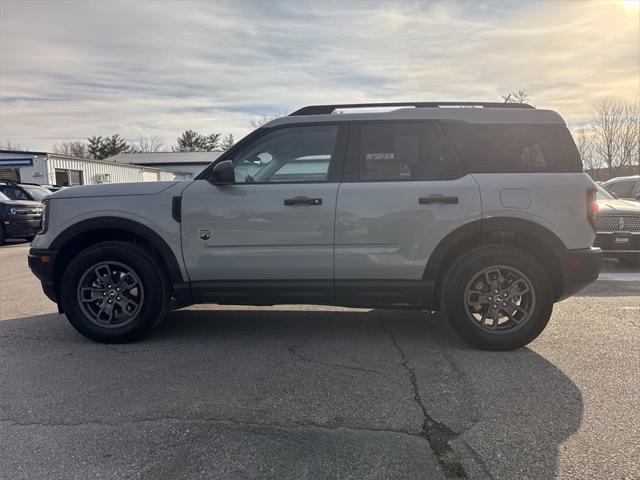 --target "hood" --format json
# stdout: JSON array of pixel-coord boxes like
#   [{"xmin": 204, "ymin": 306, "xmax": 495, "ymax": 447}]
[
  {"xmin": 595, "ymin": 198, "xmax": 640, "ymax": 215},
  {"xmin": 0, "ymin": 198, "xmax": 42, "ymax": 208},
  {"xmin": 49, "ymin": 181, "xmax": 180, "ymax": 199}
]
